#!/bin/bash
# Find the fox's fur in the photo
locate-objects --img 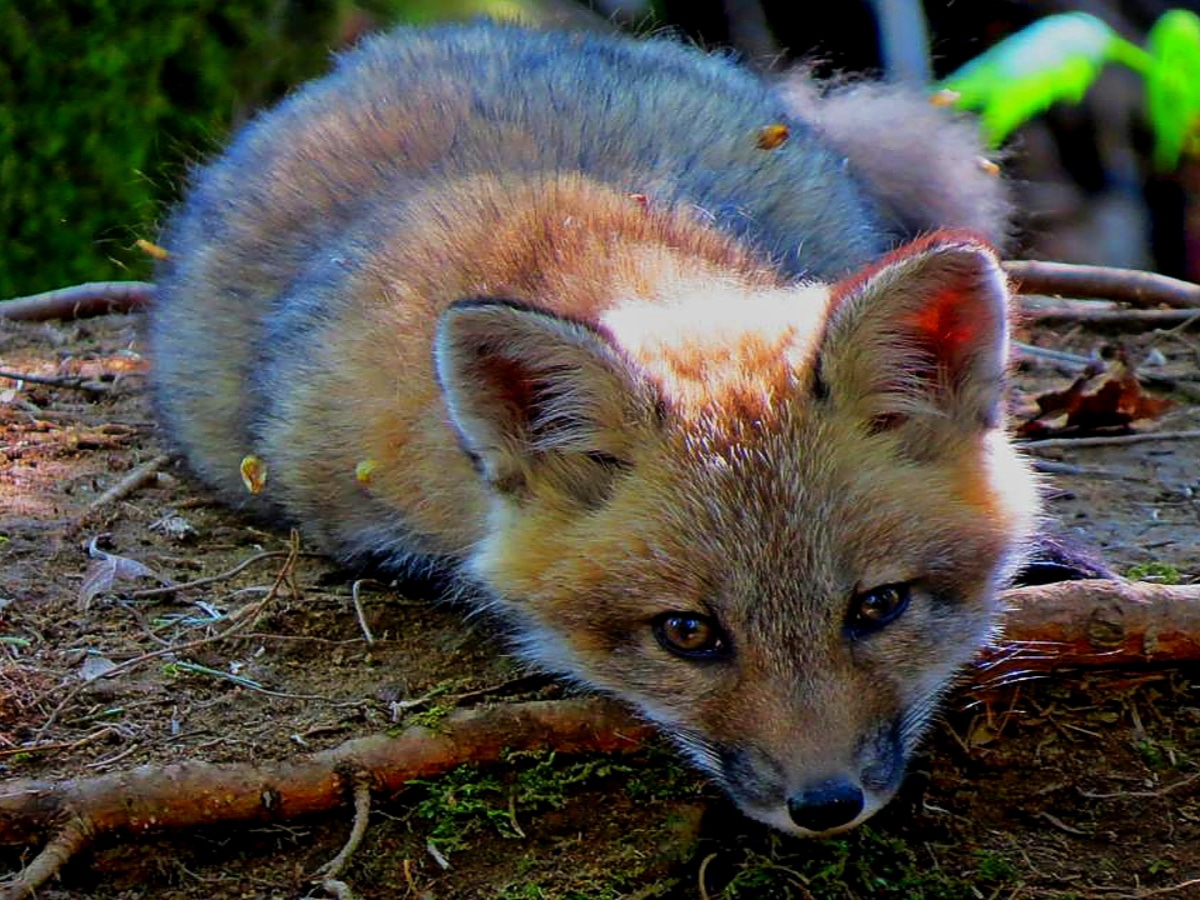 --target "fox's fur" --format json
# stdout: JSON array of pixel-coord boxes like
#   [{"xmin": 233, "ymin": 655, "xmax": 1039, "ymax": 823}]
[{"xmin": 149, "ymin": 22, "xmax": 1039, "ymax": 836}]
